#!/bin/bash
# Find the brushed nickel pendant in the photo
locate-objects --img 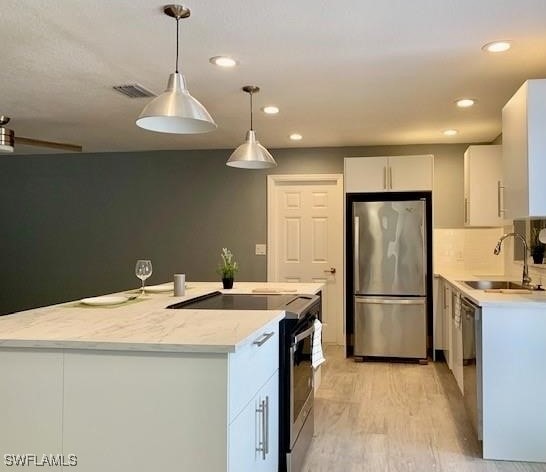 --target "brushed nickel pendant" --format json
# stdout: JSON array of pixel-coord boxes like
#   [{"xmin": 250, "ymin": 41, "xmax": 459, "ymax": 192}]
[
  {"xmin": 226, "ymin": 86, "xmax": 277, "ymax": 169},
  {"xmin": 136, "ymin": 5, "xmax": 216, "ymax": 134}
]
